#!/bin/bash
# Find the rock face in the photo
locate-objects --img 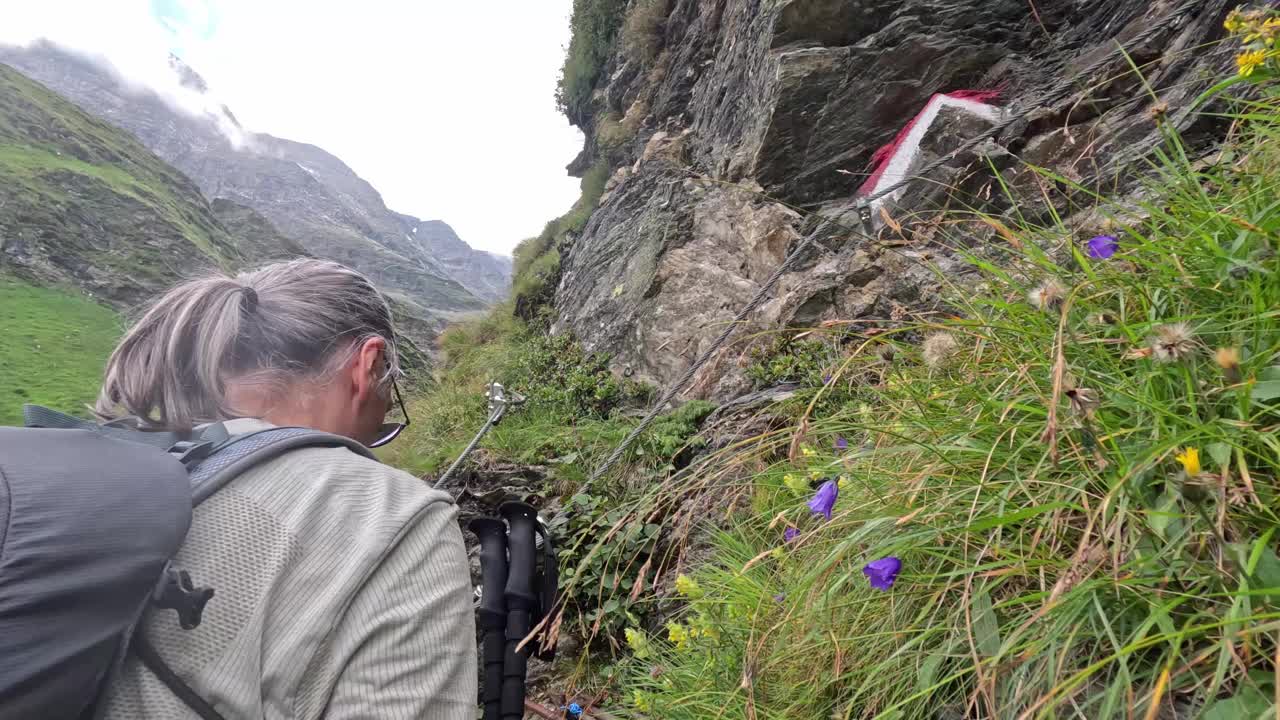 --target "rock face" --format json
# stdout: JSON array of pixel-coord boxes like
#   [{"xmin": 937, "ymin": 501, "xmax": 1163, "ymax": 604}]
[
  {"xmin": 552, "ymin": 0, "xmax": 1234, "ymax": 397},
  {"xmin": 0, "ymin": 42, "xmax": 511, "ymax": 339}
]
